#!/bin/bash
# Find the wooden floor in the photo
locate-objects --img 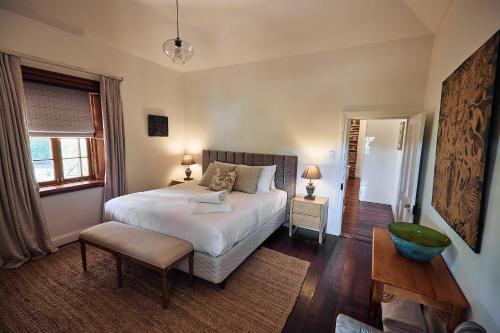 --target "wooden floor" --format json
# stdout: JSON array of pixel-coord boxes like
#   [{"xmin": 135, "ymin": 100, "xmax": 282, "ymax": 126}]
[
  {"xmin": 264, "ymin": 227, "xmax": 374, "ymax": 333},
  {"xmin": 341, "ymin": 178, "xmax": 394, "ymax": 241},
  {"xmin": 263, "ymin": 177, "xmax": 396, "ymax": 332}
]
